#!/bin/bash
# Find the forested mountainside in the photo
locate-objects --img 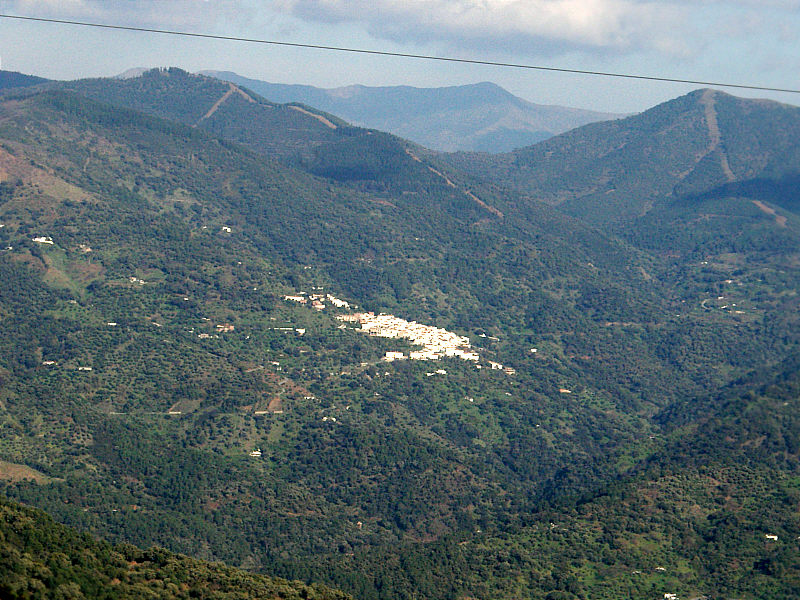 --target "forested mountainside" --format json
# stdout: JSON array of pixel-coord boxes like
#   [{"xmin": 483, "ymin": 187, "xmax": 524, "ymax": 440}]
[
  {"xmin": 0, "ymin": 70, "xmax": 798, "ymax": 599},
  {"xmin": 0, "ymin": 497, "xmax": 352, "ymax": 600},
  {"xmin": 201, "ymin": 70, "xmax": 621, "ymax": 153},
  {"xmin": 443, "ymin": 89, "xmax": 800, "ymax": 229},
  {"xmin": 292, "ymin": 358, "xmax": 800, "ymax": 599}
]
